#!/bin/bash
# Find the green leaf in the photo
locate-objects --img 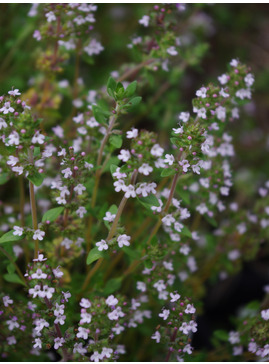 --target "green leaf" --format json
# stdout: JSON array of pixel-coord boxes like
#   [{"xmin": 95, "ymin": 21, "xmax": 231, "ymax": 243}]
[
  {"xmin": 110, "ymin": 164, "xmax": 118, "ymax": 176},
  {"xmin": 0, "ymin": 173, "xmax": 9, "ymax": 185},
  {"xmin": 122, "ymin": 246, "xmax": 141, "ymax": 260},
  {"xmin": 170, "ymin": 137, "xmax": 179, "ymax": 146},
  {"xmin": 42, "ymin": 207, "xmax": 64, "ymax": 223},
  {"xmin": 107, "ymin": 77, "xmax": 117, "ymax": 98},
  {"xmin": 144, "ymin": 259, "xmax": 153, "ymax": 269},
  {"xmin": 213, "ymin": 330, "xmax": 229, "ymax": 341},
  {"xmin": 109, "ymin": 134, "xmax": 122, "ymax": 149},
  {"xmin": 92, "ymin": 105, "xmax": 108, "ymax": 124},
  {"xmin": 125, "ymin": 81, "xmax": 137, "ymax": 98},
  {"xmin": 3, "ymin": 273, "xmax": 26, "ymax": 286},
  {"xmin": 86, "ymin": 247, "xmax": 106, "ymax": 265},
  {"xmin": 34, "ymin": 147, "xmax": 41, "ymax": 157},
  {"xmin": 102, "ymin": 156, "xmax": 119, "ymax": 173},
  {"xmin": 27, "ymin": 171, "xmax": 44, "ymax": 187},
  {"xmin": 181, "ymin": 226, "xmax": 192, "ymax": 238},
  {"xmin": 137, "ymin": 194, "xmax": 160, "ymax": 210},
  {"xmin": 204, "ymin": 214, "xmax": 218, "ymax": 227},
  {"xmin": 161, "ymin": 168, "xmax": 176, "ymax": 177},
  {"xmin": 103, "ymin": 277, "xmax": 122, "ymax": 295},
  {"xmin": 0, "ymin": 230, "xmax": 25, "ymax": 244},
  {"xmin": 127, "ymin": 96, "xmax": 142, "ymax": 107}
]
